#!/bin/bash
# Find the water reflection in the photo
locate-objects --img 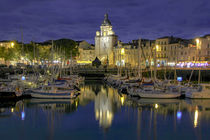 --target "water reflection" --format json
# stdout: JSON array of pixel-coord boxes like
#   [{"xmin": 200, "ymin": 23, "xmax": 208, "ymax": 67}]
[
  {"xmin": 79, "ymin": 81, "xmax": 210, "ymax": 136},
  {"xmin": 79, "ymin": 81, "xmax": 122, "ymax": 129},
  {"xmin": 1, "ymin": 82, "xmax": 210, "ymax": 139},
  {"xmin": 0, "ymin": 100, "xmax": 25, "ymax": 121}
]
